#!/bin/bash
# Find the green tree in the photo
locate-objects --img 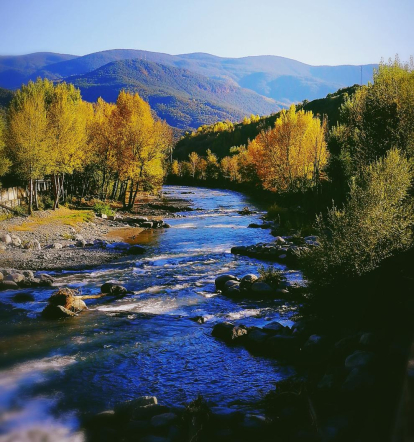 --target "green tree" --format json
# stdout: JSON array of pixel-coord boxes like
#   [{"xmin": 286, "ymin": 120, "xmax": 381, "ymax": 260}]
[{"xmin": 304, "ymin": 149, "xmax": 414, "ymax": 286}]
